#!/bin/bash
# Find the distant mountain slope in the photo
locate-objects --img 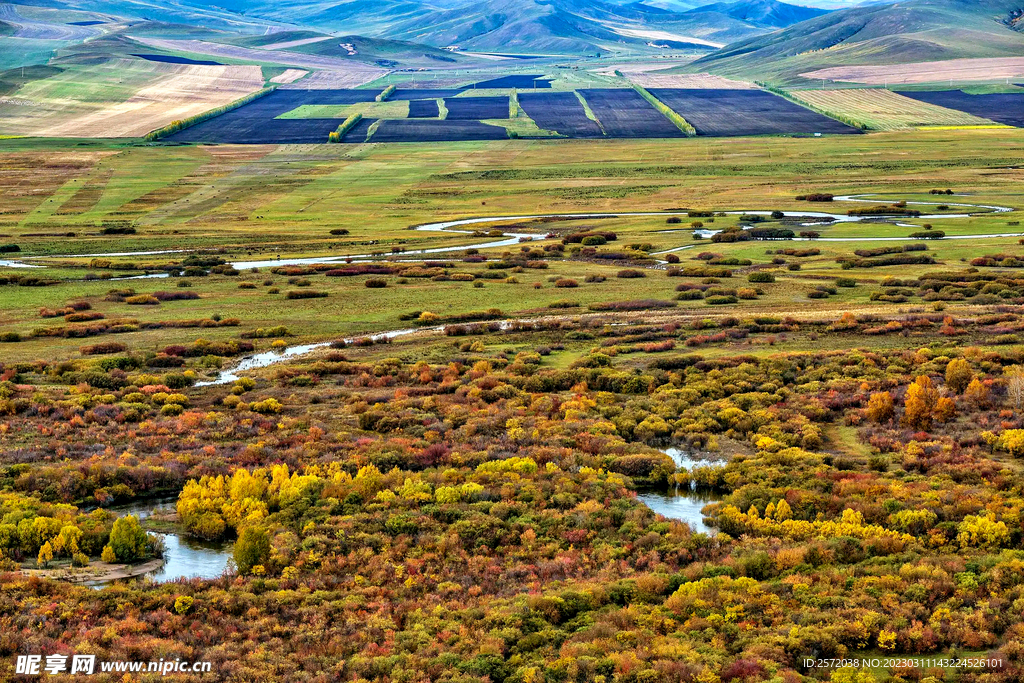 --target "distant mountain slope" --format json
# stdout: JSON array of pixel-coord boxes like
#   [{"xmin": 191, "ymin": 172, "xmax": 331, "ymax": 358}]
[
  {"xmin": 690, "ymin": 0, "xmax": 828, "ymax": 28},
  {"xmin": 338, "ymin": 0, "xmax": 829, "ymax": 53},
  {"xmin": 690, "ymin": 0, "xmax": 1024, "ymax": 83}
]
